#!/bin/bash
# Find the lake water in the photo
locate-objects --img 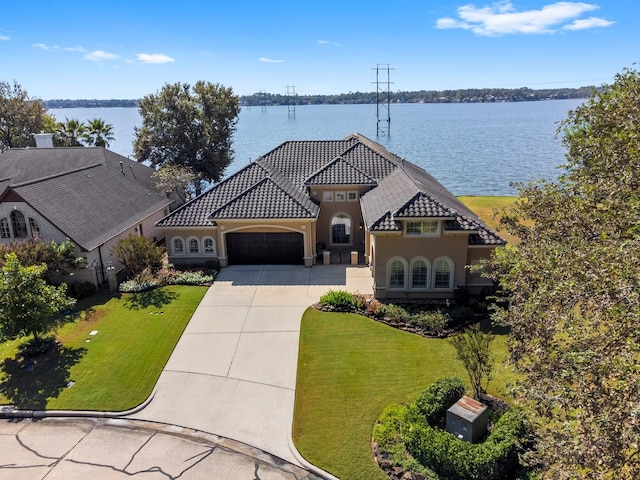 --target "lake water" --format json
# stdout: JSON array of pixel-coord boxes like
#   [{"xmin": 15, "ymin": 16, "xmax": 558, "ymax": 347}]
[{"xmin": 50, "ymin": 99, "xmax": 583, "ymax": 196}]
